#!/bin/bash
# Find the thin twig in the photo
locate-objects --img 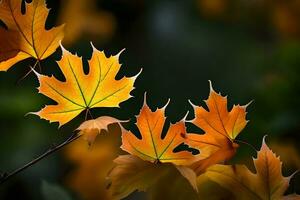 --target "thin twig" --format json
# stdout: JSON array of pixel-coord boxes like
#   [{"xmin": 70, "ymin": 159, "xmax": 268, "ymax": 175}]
[
  {"xmin": 235, "ymin": 139, "xmax": 258, "ymax": 152},
  {"xmin": 84, "ymin": 108, "xmax": 94, "ymax": 121},
  {"xmin": 85, "ymin": 109, "xmax": 89, "ymax": 121},
  {"xmin": 0, "ymin": 133, "xmax": 81, "ymax": 184}
]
